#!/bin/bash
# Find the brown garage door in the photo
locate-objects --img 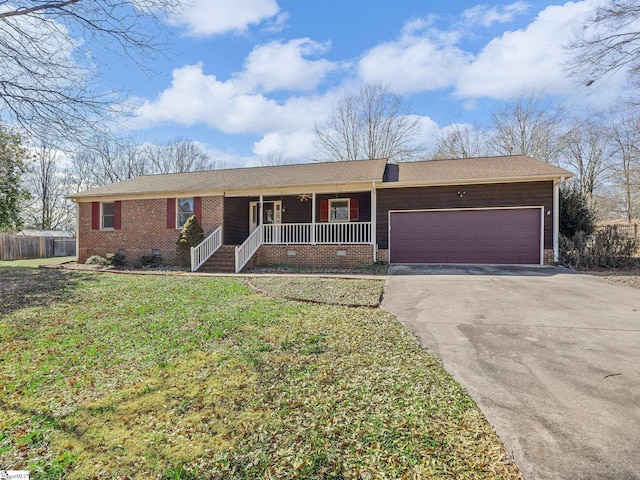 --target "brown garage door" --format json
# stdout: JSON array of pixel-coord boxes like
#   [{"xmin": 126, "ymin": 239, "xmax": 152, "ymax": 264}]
[{"xmin": 389, "ymin": 208, "xmax": 542, "ymax": 264}]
